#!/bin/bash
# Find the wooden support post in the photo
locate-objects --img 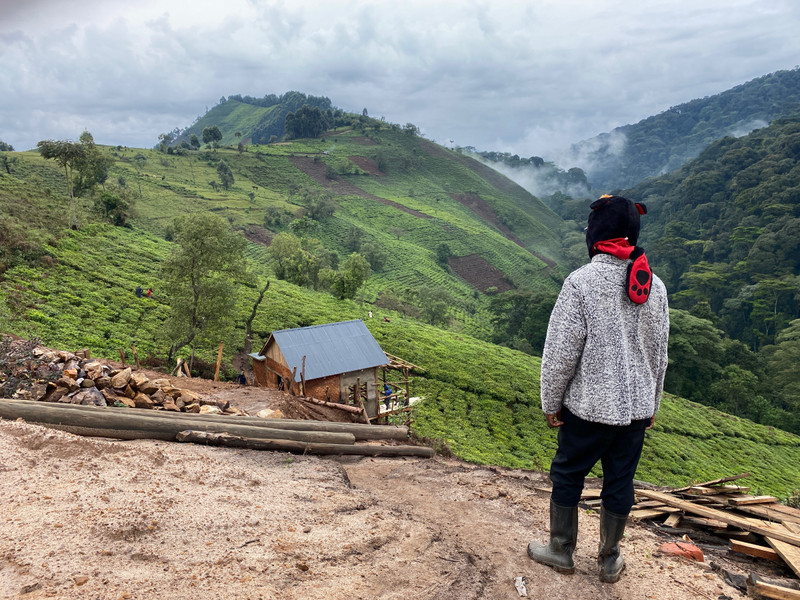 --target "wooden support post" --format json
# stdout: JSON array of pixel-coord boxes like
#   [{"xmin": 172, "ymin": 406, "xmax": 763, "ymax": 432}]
[
  {"xmin": 213, "ymin": 342, "xmax": 224, "ymax": 382},
  {"xmin": 131, "ymin": 345, "xmax": 140, "ymax": 370},
  {"xmin": 301, "ymin": 356, "xmax": 306, "ymax": 398},
  {"xmin": 118, "ymin": 348, "xmax": 126, "ymax": 366},
  {"xmin": 183, "ymin": 361, "xmax": 192, "ymax": 378},
  {"xmin": 291, "ymin": 366, "xmax": 297, "ymax": 395}
]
